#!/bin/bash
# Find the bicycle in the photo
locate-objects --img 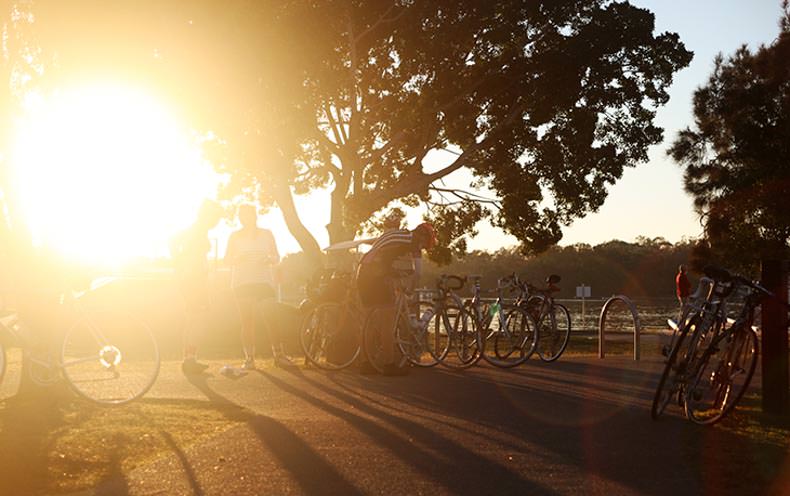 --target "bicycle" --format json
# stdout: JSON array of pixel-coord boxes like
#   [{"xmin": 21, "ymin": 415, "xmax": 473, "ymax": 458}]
[
  {"xmin": 0, "ymin": 279, "xmax": 160, "ymax": 405},
  {"xmin": 651, "ymin": 266, "xmax": 737, "ymax": 420},
  {"xmin": 515, "ymin": 274, "xmax": 571, "ymax": 362},
  {"xmin": 464, "ymin": 275, "xmax": 538, "ymax": 368},
  {"xmin": 299, "ymin": 271, "xmax": 362, "ymax": 371},
  {"xmin": 682, "ymin": 266, "xmax": 768, "ymax": 424},
  {"xmin": 428, "ymin": 274, "xmax": 480, "ymax": 370},
  {"xmin": 362, "ymin": 270, "xmax": 439, "ymax": 373}
]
